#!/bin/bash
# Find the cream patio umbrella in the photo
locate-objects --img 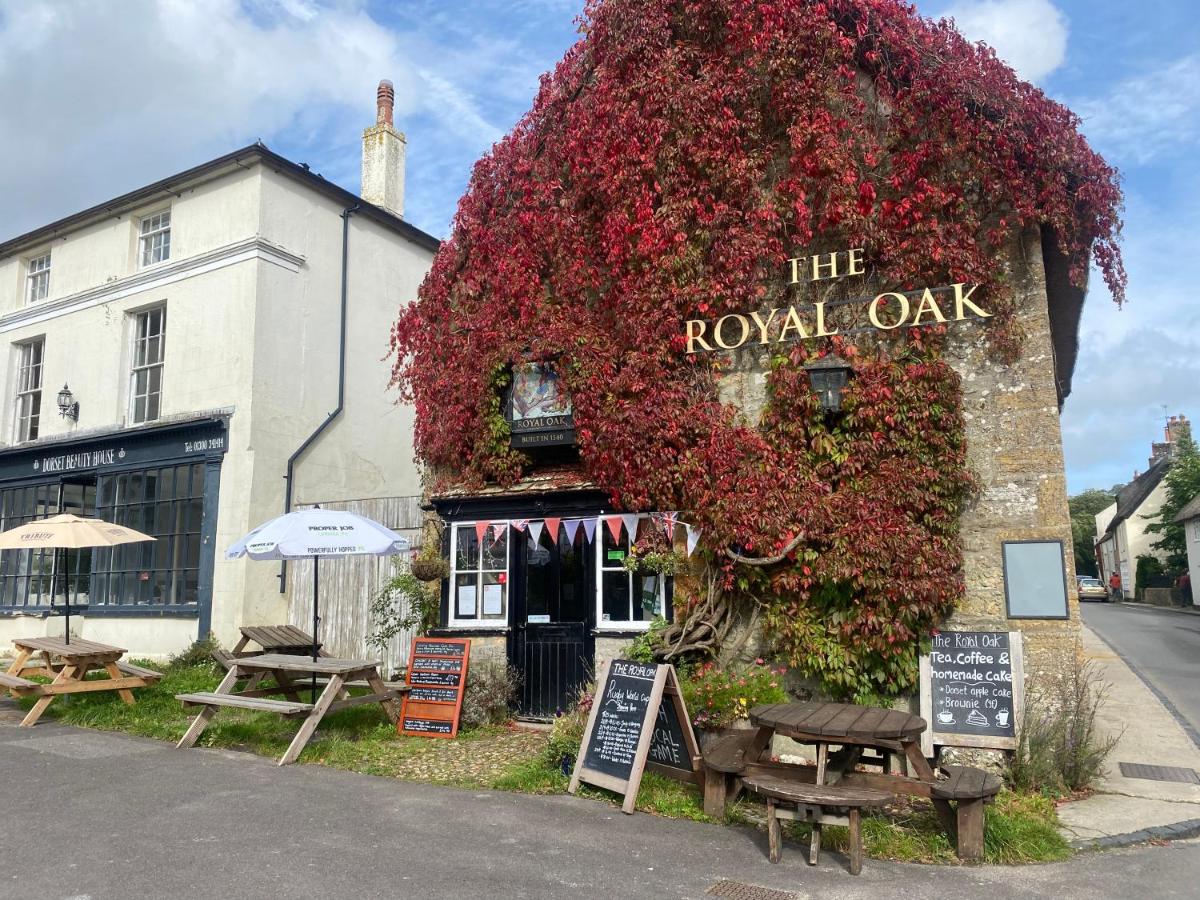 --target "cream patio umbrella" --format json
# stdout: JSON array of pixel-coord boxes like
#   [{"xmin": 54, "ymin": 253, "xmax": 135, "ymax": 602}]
[{"xmin": 0, "ymin": 513, "xmax": 155, "ymax": 644}]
